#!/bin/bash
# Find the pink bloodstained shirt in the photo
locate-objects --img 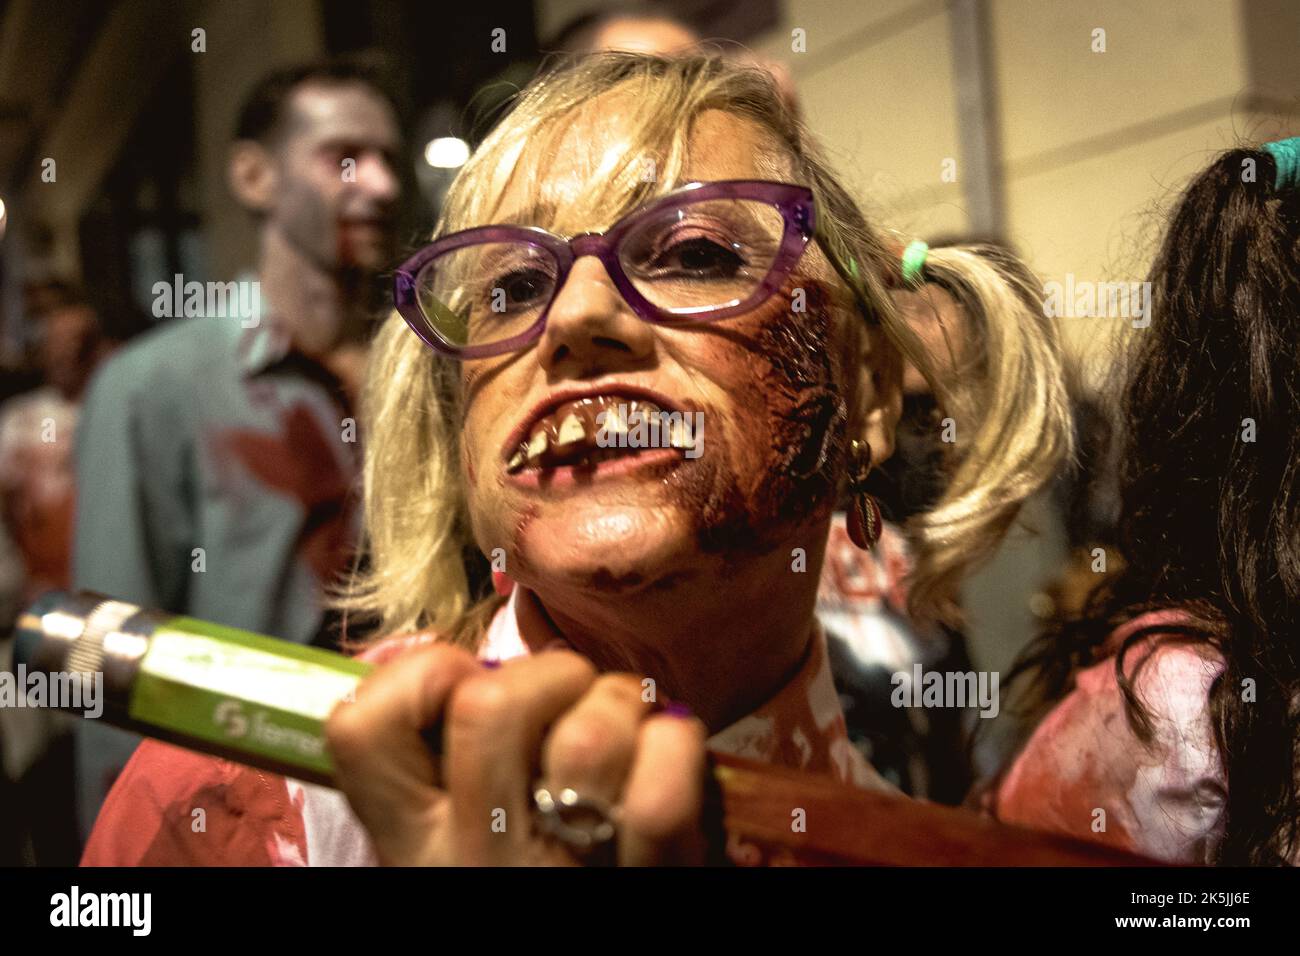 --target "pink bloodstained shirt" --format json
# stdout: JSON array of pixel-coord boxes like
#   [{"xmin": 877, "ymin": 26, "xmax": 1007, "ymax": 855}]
[
  {"xmin": 993, "ymin": 611, "xmax": 1232, "ymax": 864},
  {"xmin": 82, "ymin": 585, "xmax": 888, "ymax": 866}
]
